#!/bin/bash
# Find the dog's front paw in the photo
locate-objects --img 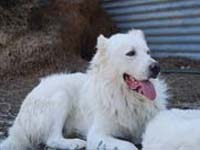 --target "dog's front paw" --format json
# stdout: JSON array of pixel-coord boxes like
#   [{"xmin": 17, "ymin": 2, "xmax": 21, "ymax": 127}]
[
  {"xmin": 47, "ymin": 138, "xmax": 86, "ymax": 150},
  {"xmin": 68, "ymin": 139, "xmax": 86, "ymax": 149},
  {"xmin": 117, "ymin": 142, "xmax": 138, "ymax": 150},
  {"xmin": 96, "ymin": 140, "xmax": 138, "ymax": 150}
]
